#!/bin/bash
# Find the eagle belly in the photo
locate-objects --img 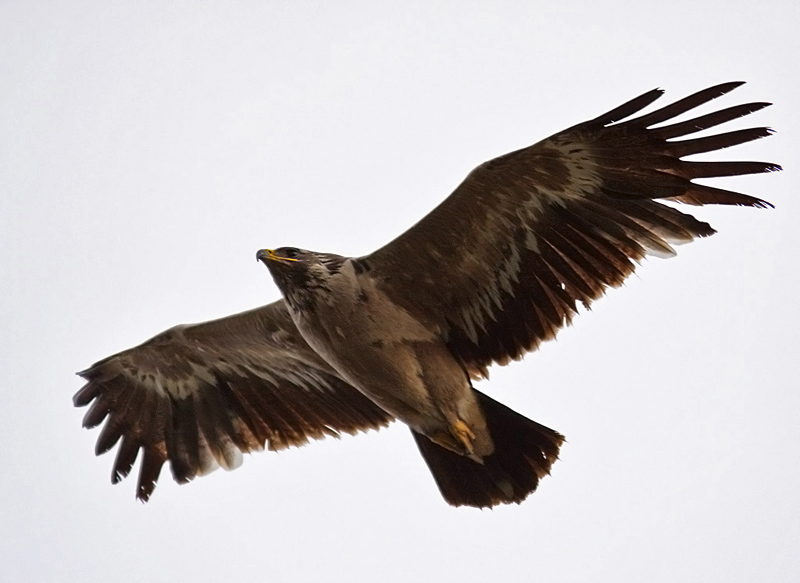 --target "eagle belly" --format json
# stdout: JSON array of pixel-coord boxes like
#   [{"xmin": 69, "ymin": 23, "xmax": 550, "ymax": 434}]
[{"xmin": 291, "ymin": 261, "xmax": 493, "ymax": 458}]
